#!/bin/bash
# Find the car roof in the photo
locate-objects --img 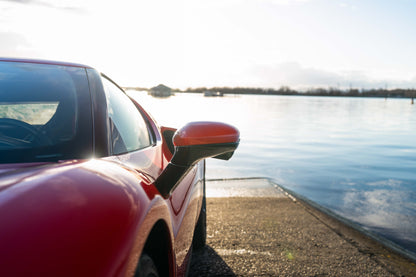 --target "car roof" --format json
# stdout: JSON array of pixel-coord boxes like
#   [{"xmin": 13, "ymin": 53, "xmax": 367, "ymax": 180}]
[{"xmin": 0, "ymin": 57, "xmax": 93, "ymax": 69}]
